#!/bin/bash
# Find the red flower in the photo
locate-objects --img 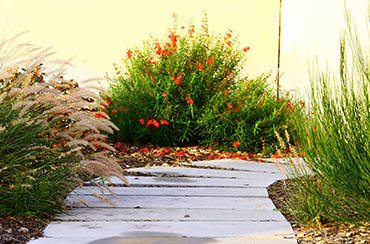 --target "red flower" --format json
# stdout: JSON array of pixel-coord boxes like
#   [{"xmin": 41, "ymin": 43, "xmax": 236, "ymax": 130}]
[
  {"xmin": 153, "ymin": 120, "xmax": 160, "ymax": 127},
  {"xmin": 160, "ymin": 120, "xmax": 169, "ymax": 125},
  {"xmin": 224, "ymin": 91, "xmax": 228, "ymax": 95},
  {"xmin": 152, "ymin": 61, "xmax": 157, "ymax": 65},
  {"xmin": 94, "ymin": 112, "xmax": 104, "ymax": 118},
  {"xmin": 228, "ymin": 103, "xmax": 232, "ymax": 108},
  {"xmin": 243, "ymin": 46, "xmax": 251, "ymax": 52},
  {"xmin": 230, "ymin": 75, "xmax": 235, "ymax": 79},
  {"xmin": 107, "ymin": 100, "xmax": 111, "ymax": 105},
  {"xmin": 139, "ymin": 119, "xmax": 145, "ymax": 125},
  {"xmin": 227, "ymin": 70, "xmax": 231, "ymax": 75},
  {"xmin": 120, "ymin": 107, "xmax": 123, "ymax": 110},
  {"xmin": 112, "ymin": 109, "xmax": 117, "ymax": 113},
  {"xmin": 155, "ymin": 151, "xmax": 166, "ymax": 156},
  {"xmin": 146, "ymin": 119, "xmax": 153, "ymax": 127},
  {"xmin": 206, "ymin": 58, "xmax": 214, "ymax": 65},
  {"xmin": 162, "ymin": 92, "xmax": 167, "ymax": 97},
  {"xmin": 181, "ymin": 26, "xmax": 185, "ymax": 29},
  {"xmin": 172, "ymin": 76, "xmax": 182, "ymax": 85},
  {"xmin": 198, "ymin": 63, "xmax": 203, "ymax": 71},
  {"xmin": 126, "ymin": 49, "xmax": 132, "ymax": 59},
  {"xmin": 103, "ymin": 97, "xmax": 107, "ymax": 100},
  {"xmin": 279, "ymin": 97, "xmax": 283, "ymax": 101},
  {"xmin": 233, "ymin": 141, "xmax": 240, "ymax": 147}
]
